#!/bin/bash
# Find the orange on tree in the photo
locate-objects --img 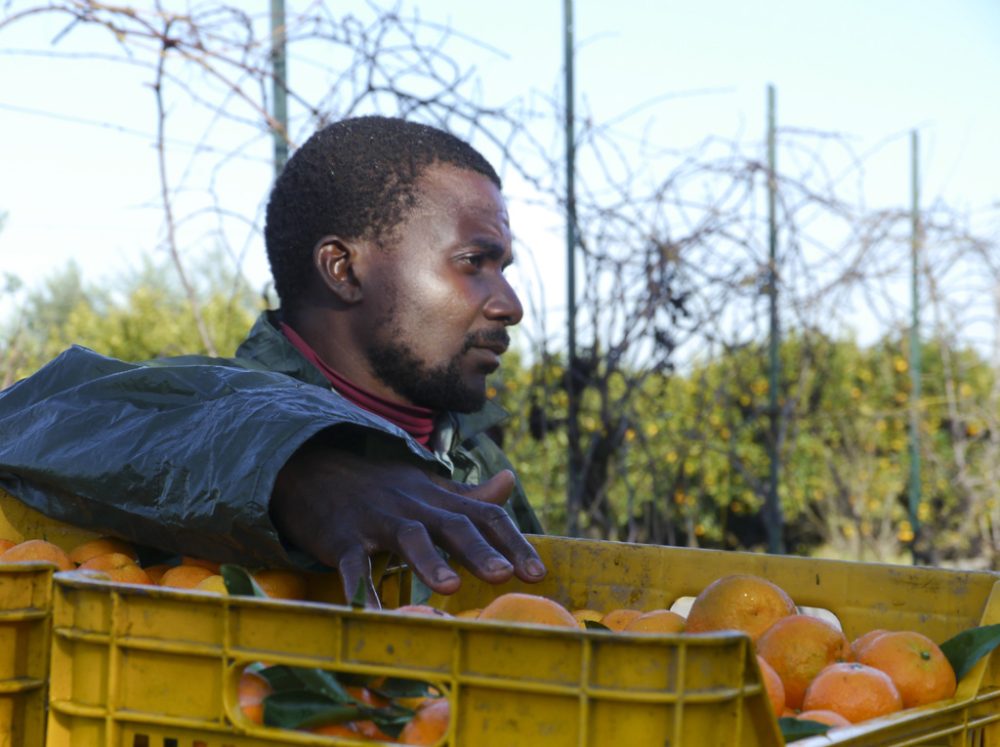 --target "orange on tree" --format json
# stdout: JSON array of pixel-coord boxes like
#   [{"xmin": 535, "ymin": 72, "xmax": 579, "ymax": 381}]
[
  {"xmin": 756, "ymin": 614, "xmax": 850, "ymax": 709},
  {"xmin": 600, "ymin": 608, "xmax": 644, "ymax": 631},
  {"xmin": 477, "ymin": 593, "xmax": 578, "ymax": 629},
  {"xmin": 796, "ymin": 709, "xmax": 851, "ymax": 728},
  {"xmin": 0, "ymin": 539, "xmax": 73, "ymax": 570},
  {"xmin": 857, "ymin": 630, "xmax": 957, "ymax": 708},
  {"xmin": 801, "ymin": 662, "xmax": 903, "ymax": 723},
  {"xmin": 68, "ymin": 537, "xmax": 138, "ymax": 565},
  {"xmin": 159, "ymin": 564, "xmax": 216, "ymax": 589},
  {"xmin": 78, "ymin": 552, "xmax": 152, "ymax": 585},
  {"xmin": 623, "ymin": 609, "xmax": 686, "ymax": 634},
  {"xmin": 756, "ymin": 655, "xmax": 786, "ymax": 716},
  {"xmin": 237, "ymin": 669, "xmax": 272, "ymax": 725},
  {"xmin": 252, "ymin": 569, "xmax": 308, "ymax": 600},
  {"xmin": 684, "ymin": 574, "xmax": 796, "ymax": 641},
  {"xmin": 398, "ymin": 697, "xmax": 450, "ymax": 745}
]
